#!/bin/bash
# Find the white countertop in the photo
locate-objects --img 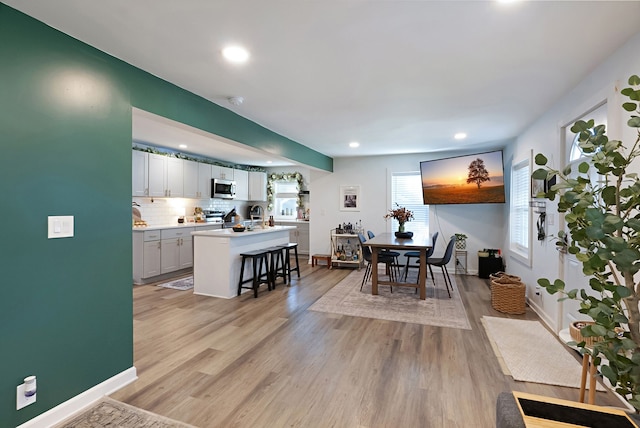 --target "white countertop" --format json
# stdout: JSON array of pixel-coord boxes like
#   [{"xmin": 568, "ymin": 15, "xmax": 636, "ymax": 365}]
[
  {"xmin": 192, "ymin": 225, "xmax": 295, "ymax": 237},
  {"xmin": 132, "ymin": 222, "xmax": 221, "ymax": 232}
]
